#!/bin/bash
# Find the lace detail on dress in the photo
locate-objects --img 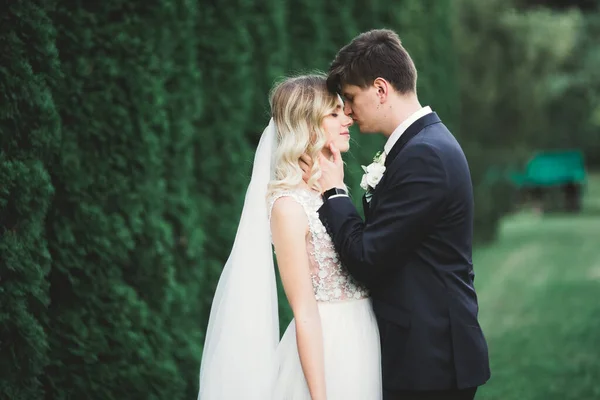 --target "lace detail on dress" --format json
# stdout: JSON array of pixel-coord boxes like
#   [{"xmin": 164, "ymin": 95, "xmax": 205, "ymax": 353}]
[{"xmin": 268, "ymin": 188, "xmax": 369, "ymax": 302}]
